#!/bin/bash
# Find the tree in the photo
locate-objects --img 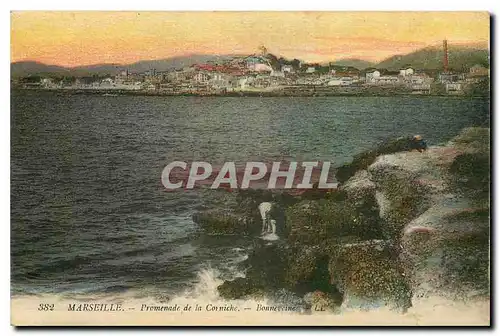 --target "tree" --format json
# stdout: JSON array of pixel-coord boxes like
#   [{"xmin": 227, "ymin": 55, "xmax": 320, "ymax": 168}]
[{"xmin": 290, "ymin": 59, "xmax": 301, "ymax": 70}]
